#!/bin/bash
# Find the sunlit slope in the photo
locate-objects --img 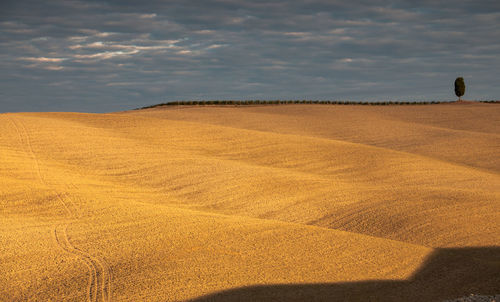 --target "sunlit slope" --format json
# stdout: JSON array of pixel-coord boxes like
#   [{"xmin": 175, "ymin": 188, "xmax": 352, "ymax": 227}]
[
  {"xmin": 132, "ymin": 104, "xmax": 499, "ymax": 172},
  {"xmin": 1, "ymin": 105, "xmax": 499, "ymax": 301},
  {"xmin": 27, "ymin": 107, "xmax": 498, "ymax": 248},
  {"xmin": 124, "ymin": 104, "xmax": 500, "ymax": 247},
  {"xmin": 0, "ymin": 115, "xmax": 431, "ymax": 301}
]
